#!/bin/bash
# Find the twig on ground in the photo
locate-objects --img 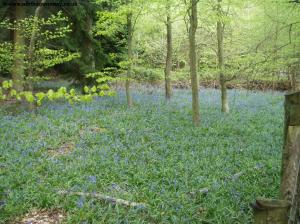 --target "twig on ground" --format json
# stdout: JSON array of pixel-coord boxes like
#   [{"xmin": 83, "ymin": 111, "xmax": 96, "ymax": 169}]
[{"xmin": 58, "ymin": 190, "xmax": 147, "ymax": 209}]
